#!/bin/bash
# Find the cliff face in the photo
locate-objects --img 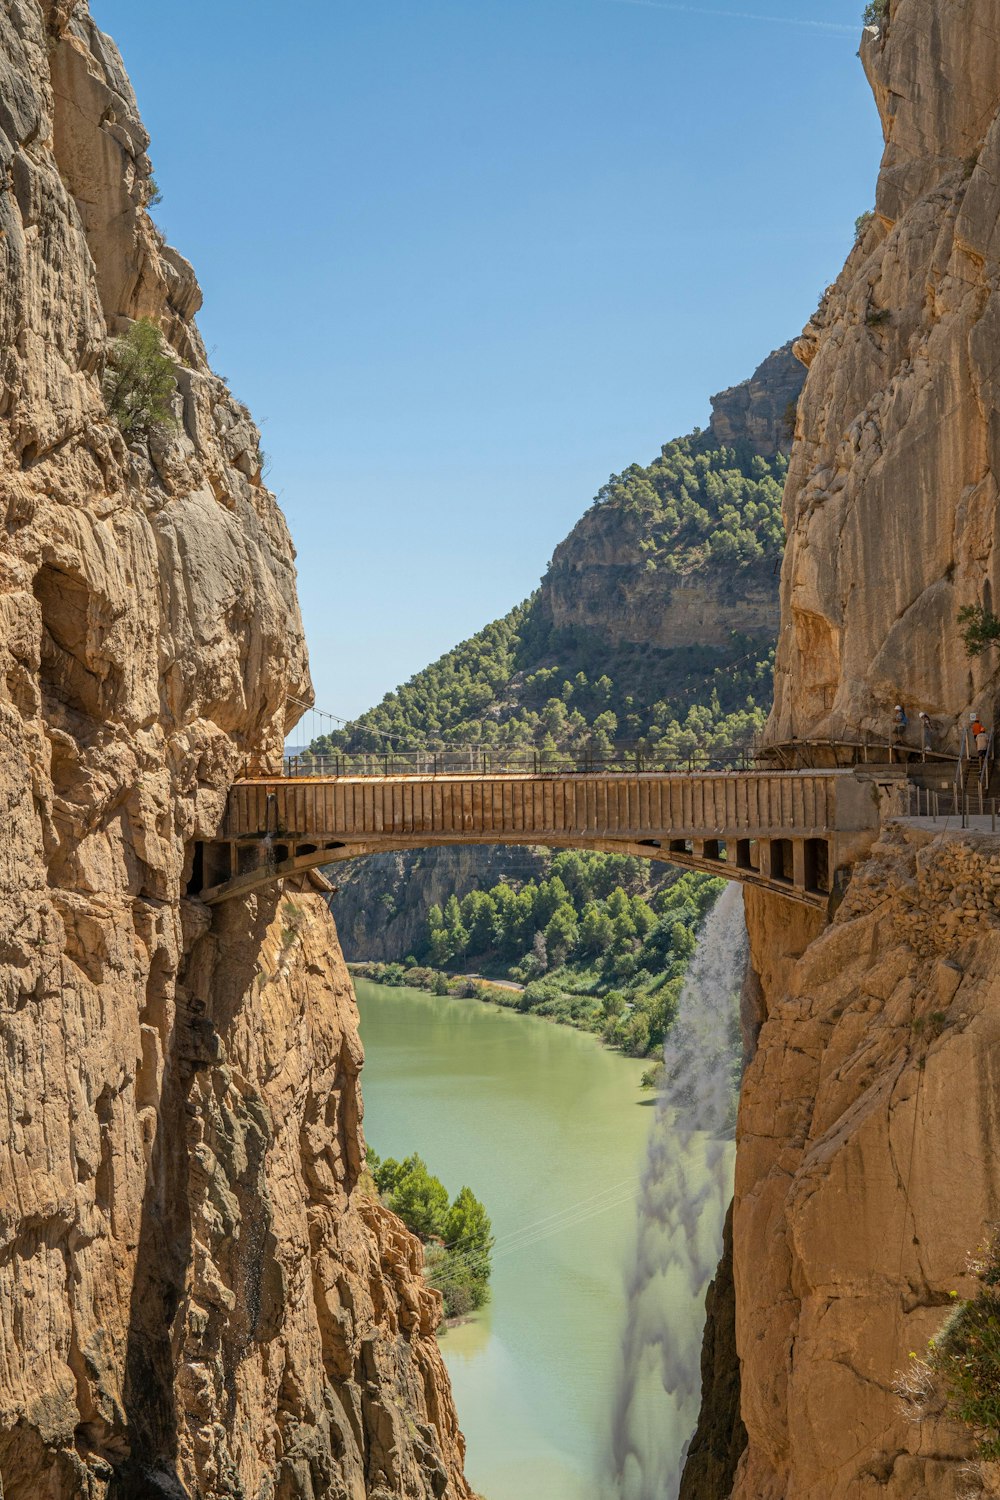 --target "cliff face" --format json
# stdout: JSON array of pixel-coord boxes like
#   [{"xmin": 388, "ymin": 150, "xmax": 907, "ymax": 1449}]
[
  {"xmin": 0, "ymin": 6, "xmax": 471, "ymax": 1497},
  {"xmin": 538, "ymin": 344, "xmax": 800, "ymax": 654},
  {"xmin": 727, "ymin": 3, "xmax": 1000, "ymax": 1495},
  {"xmin": 734, "ymin": 835, "xmax": 1000, "ymax": 1500},
  {"xmin": 708, "ymin": 345, "xmax": 806, "ymax": 460},
  {"xmin": 769, "ymin": 0, "xmax": 1000, "ymax": 748}
]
